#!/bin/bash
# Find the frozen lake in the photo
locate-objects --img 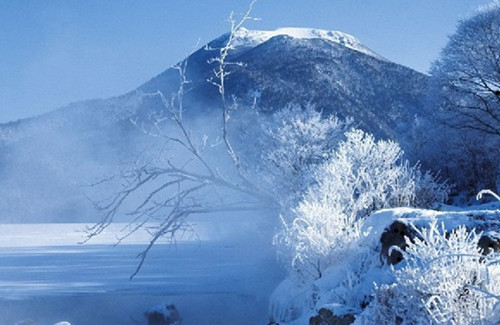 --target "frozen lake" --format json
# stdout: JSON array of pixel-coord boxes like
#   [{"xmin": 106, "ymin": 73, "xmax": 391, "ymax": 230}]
[{"xmin": 0, "ymin": 221, "xmax": 284, "ymax": 324}]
